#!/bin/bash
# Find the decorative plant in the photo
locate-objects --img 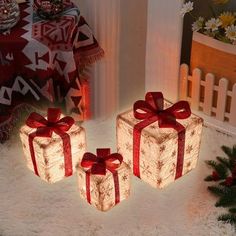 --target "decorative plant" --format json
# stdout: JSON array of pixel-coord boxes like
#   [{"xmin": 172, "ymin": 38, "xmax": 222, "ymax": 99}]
[
  {"xmin": 205, "ymin": 145, "xmax": 236, "ymax": 228},
  {"xmin": 181, "ymin": 0, "xmax": 236, "ymax": 44}
]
